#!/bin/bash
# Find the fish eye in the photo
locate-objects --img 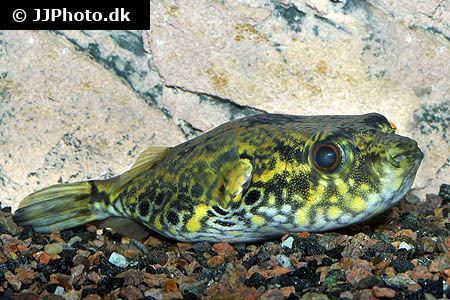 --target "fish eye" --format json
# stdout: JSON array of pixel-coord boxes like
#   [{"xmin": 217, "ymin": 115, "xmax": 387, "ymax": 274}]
[{"xmin": 312, "ymin": 143, "xmax": 342, "ymax": 172}]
